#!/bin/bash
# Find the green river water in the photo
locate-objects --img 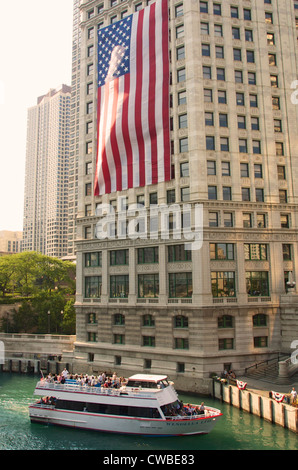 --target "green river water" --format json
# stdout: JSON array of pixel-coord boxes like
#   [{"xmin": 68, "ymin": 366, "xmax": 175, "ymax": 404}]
[{"xmin": 0, "ymin": 373, "xmax": 297, "ymax": 452}]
